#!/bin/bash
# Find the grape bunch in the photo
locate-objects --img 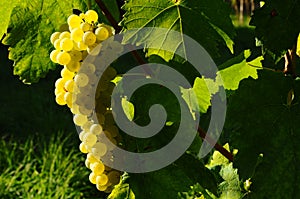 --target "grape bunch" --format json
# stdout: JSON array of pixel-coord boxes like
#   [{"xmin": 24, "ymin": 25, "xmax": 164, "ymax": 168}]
[{"xmin": 49, "ymin": 10, "xmax": 123, "ymax": 193}]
